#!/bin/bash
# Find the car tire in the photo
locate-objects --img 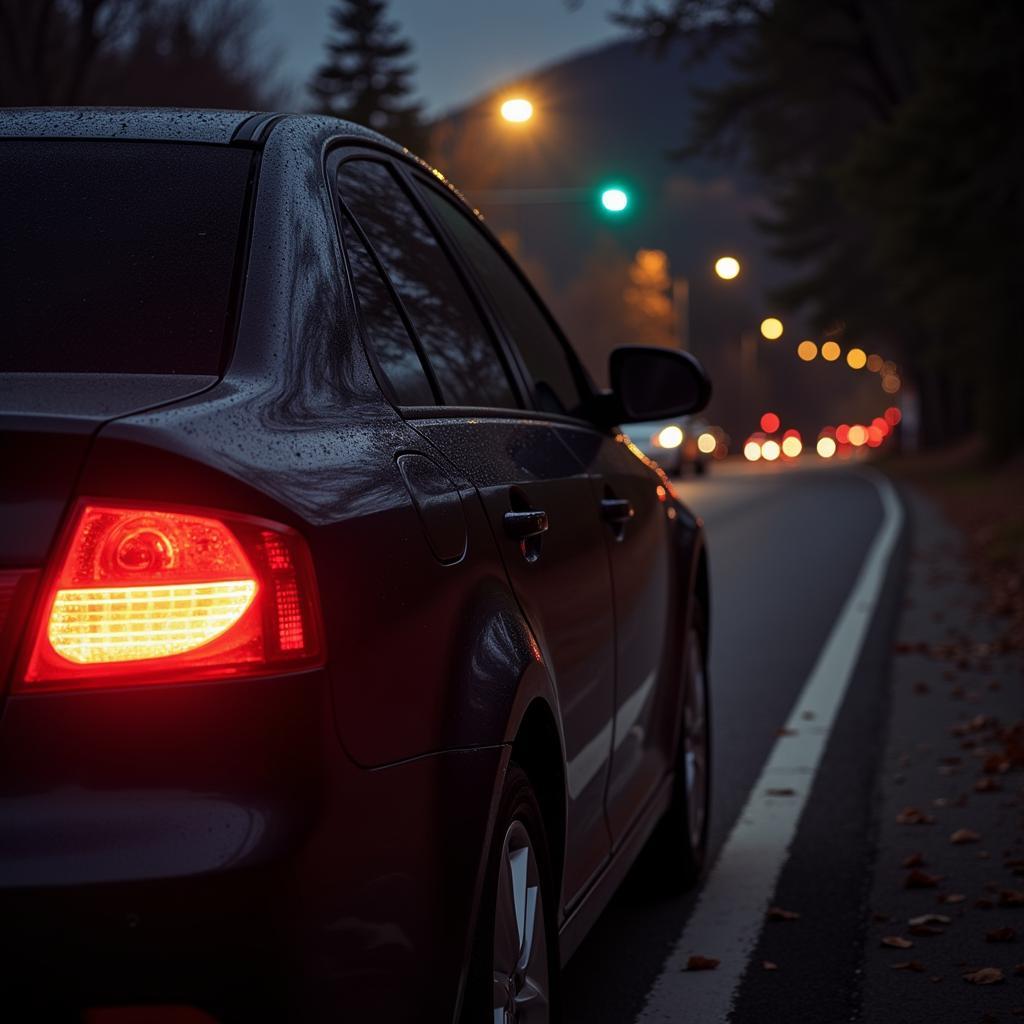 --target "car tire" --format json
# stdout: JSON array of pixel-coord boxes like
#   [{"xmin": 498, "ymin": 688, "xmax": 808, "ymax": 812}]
[
  {"xmin": 641, "ymin": 600, "xmax": 710, "ymax": 892},
  {"xmin": 463, "ymin": 762, "xmax": 558, "ymax": 1024}
]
